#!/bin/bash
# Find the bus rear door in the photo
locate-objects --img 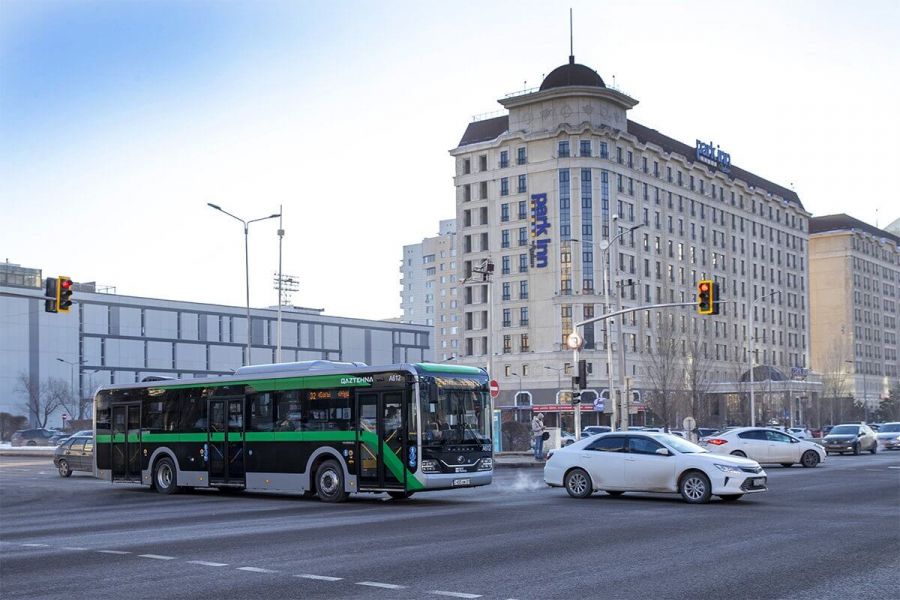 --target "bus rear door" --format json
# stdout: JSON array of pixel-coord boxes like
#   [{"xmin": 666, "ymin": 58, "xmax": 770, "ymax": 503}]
[
  {"xmin": 207, "ymin": 397, "xmax": 246, "ymax": 487},
  {"xmin": 111, "ymin": 404, "xmax": 141, "ymax": 482}
]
